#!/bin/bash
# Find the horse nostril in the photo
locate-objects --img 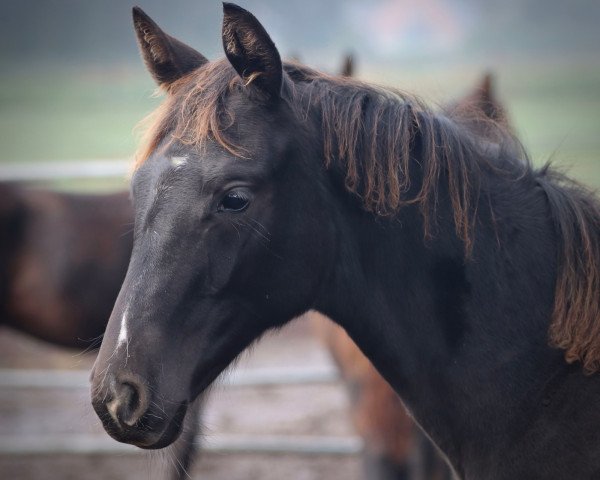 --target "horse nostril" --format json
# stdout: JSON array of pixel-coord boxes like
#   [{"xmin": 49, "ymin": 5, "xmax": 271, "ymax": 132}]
[{"xmin": 106, "ymin": 375, "xmax": 149, "ymax": 428}]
